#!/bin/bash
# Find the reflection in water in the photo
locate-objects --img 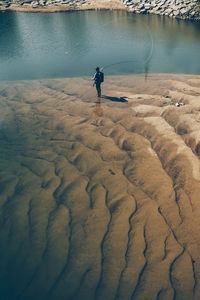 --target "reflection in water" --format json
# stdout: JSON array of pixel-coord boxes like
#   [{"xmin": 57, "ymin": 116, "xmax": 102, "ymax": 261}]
[
  {"xmin": 59, "ymin": 12, "xmax": 91, "ymax": 57},
  {"xmin": 93, "ymin": 98, "xmax": 103, "ymax": 126},
  {"xmin": 0, "ymin": 12, "xmax": 22, "ymax": 59},
  {"xmin": 0, "ymin": 11, "xmax": 200, "ymax": 80},
  {"xmin": 145, "ymin": 63, "xmax": 149, "ymax": 81}
]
